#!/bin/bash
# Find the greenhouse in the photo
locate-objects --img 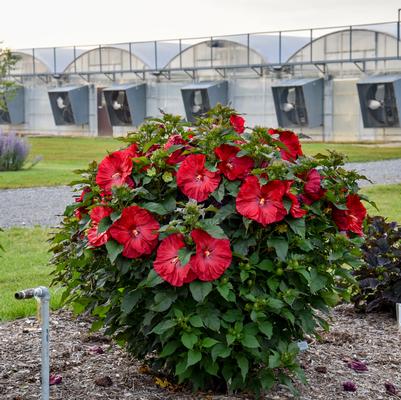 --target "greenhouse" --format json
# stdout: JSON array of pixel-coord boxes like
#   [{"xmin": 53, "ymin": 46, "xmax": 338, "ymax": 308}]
[{"xmin": 2, "ymin": 20, "xmax": 401, "ymax": 142}]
